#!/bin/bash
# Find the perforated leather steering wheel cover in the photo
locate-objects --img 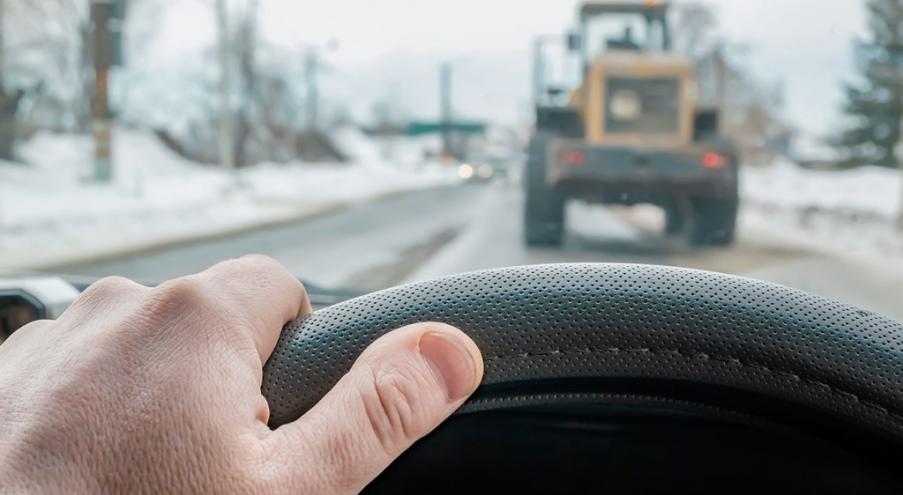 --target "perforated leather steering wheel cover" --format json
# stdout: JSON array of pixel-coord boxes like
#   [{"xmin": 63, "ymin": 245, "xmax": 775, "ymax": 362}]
[{"xmin": 261, "ymin": 263, "xmax": 903, "ymax": 440}]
